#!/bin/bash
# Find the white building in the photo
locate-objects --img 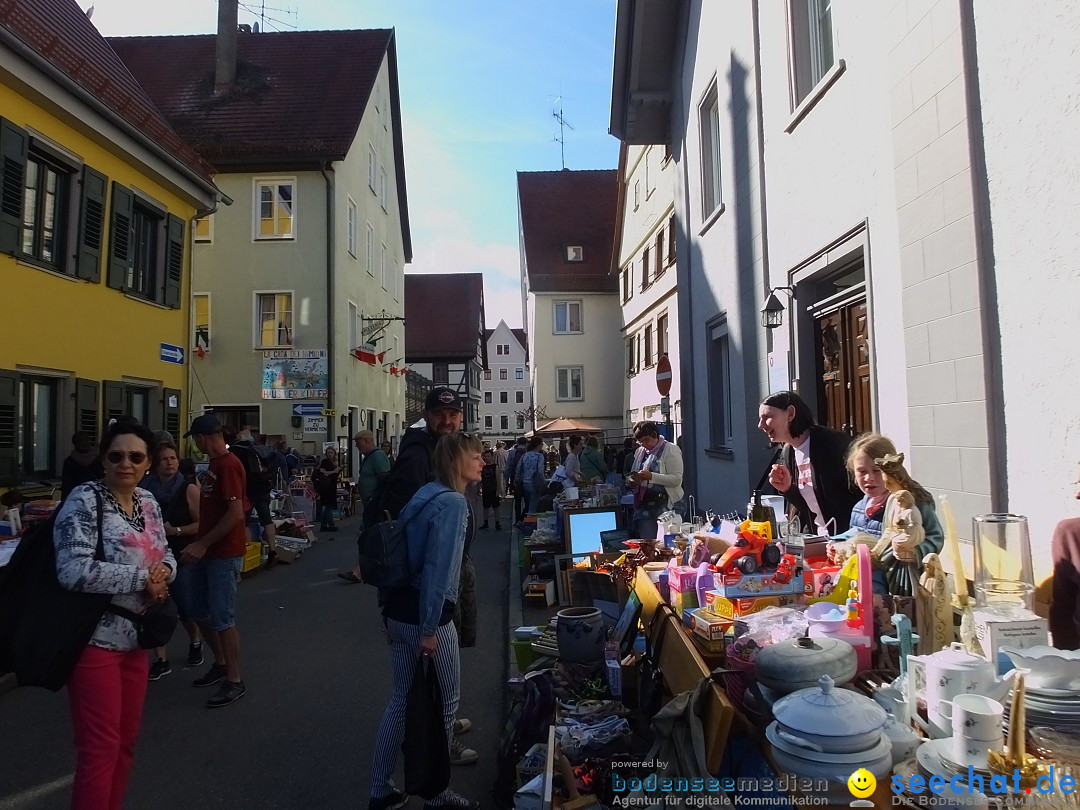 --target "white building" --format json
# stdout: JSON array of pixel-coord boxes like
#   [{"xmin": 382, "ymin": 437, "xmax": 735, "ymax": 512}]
[
  {"xmin": 481, "ymin": 321, "xmax": 529, "ymax": 445},
  {"xmin": 611, "ymin": 0, "xmax": 1080, "ymax": 588},
  {"xmin": 518, "ymin": 170, "xmax": 624, "ymax": 441},
  {"xmin": 614, "ymin": 143, "xmax": 681, "ymax": 435}
]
